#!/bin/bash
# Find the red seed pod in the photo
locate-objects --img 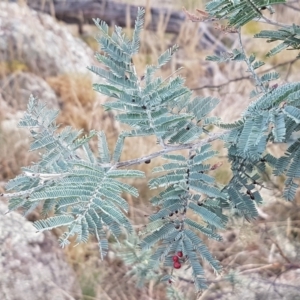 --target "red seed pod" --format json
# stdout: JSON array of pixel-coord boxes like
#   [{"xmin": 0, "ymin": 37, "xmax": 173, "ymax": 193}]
[
  {"xmin": 210, "ymin": 162, "xmax": 223, "ymax": 170},
  {"xmin": 173, "ymin": 261, "xmax": 181, "ymax": 269},
  {"xmin": 177, "ymin": 251, "xmax": 183, "ymax": 258},
  {"xmin": 172, "ymin": 255, "xmax": 179, "ymax": 262}
]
